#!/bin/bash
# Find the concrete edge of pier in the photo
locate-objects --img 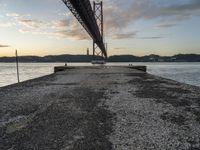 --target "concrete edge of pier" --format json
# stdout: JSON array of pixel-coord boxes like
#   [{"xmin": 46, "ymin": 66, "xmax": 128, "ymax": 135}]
[{"xmin": 54, "ymin": 65, "xmax": 147, "ymax": 73}]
